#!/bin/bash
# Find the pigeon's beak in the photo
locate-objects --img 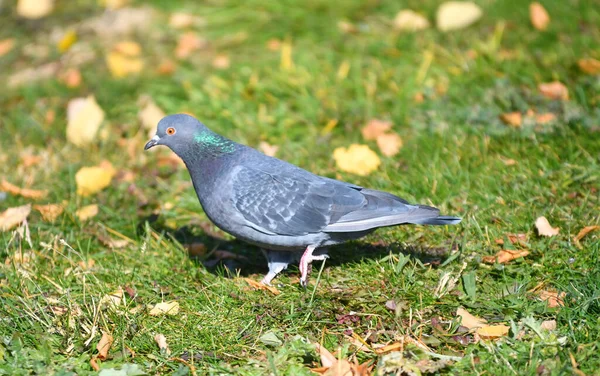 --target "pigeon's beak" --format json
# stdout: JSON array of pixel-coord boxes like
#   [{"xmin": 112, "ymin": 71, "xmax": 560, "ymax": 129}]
[{"xmin": 144, "ymin": 135, "xmax": 160, "ymax": 150}]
